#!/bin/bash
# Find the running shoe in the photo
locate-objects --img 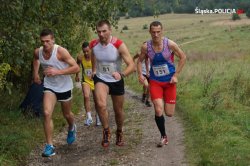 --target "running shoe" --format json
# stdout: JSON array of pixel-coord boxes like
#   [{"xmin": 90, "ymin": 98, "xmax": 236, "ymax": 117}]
[
  {"xmin": 42, "ymin": 144, "xmax": 55, "ymax": 157},
  {"xmin": 102, "ymin": 128, "xmax": 111, "ymax": 147},
  {"xmin": 145, "ymin": 100, "xmax": 152, "ymax": 107},
  {"xmin": 96, "ymin": 116, "xmax": 102, "ymax": 126},
  {"xmin": 84, "ymin": 118, "xmax": 93, "ymax": 126},
  {"xmin": 157, "ymin": 136, "xmax": 168, "ymax": 147},
  {"xmin": 116, "ymin": 130, "xmax": 125, "ymax": 146},
  {"xmin": 67, "ymin": 124, "xmax": 76, "ymax": 144}
]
